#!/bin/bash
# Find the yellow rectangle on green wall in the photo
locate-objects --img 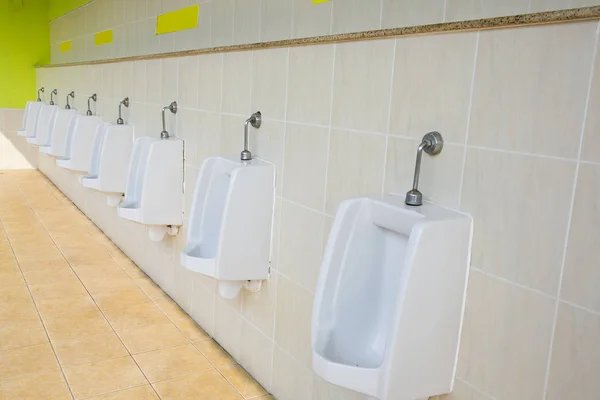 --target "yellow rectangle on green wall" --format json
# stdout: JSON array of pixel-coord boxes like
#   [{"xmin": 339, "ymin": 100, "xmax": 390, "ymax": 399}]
[
  {"xmin": 312, "ymin": 0, "xmax": 330, "ymax": 4},
  {"xmin": 94, "ymin": 29, "xmax": 113, "ymax": 46},
  {"xmin": 59, "ymin": 41, "xmax": 72, "ymax": 52},
  {"xmin": 156, "ymin": 4, "xmax": 199, "ymax": 35}
]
